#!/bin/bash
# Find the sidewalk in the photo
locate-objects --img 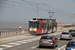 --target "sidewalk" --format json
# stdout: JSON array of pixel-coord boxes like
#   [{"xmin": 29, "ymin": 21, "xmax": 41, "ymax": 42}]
[
  {"xmin": 0, "ymin": 27, "xmax": 74, "ymax": 44},
  {"xmin": 0, "ymin": 33, "xmax": 37, "ymax": 44}
]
